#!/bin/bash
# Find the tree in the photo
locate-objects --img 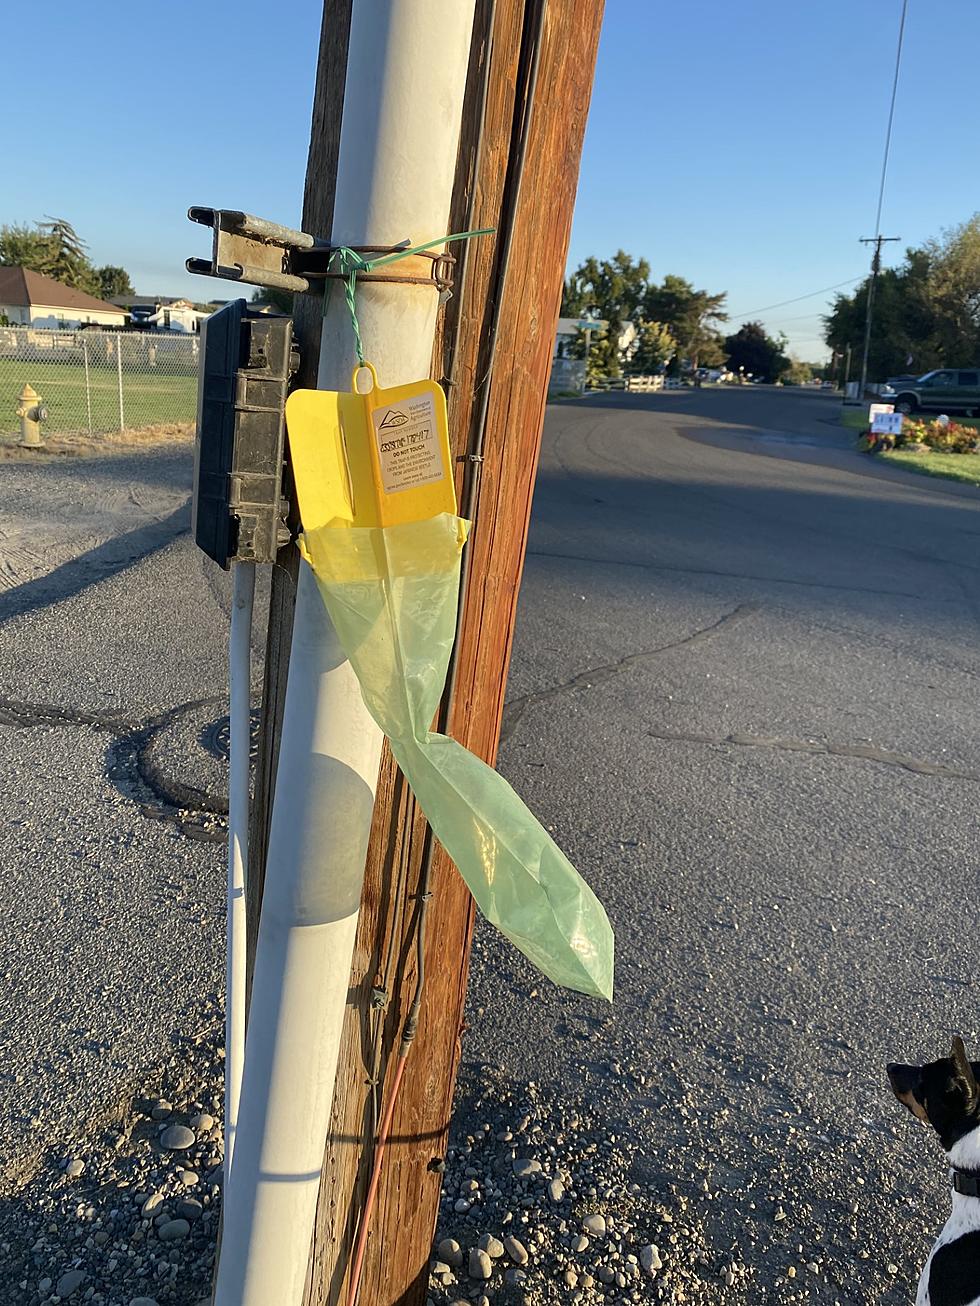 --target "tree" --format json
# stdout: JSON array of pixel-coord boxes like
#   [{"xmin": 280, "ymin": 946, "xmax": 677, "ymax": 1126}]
[
  {"xmin": 0, "ymin": 217, "xmax": 134, "ymax": 302},
  {"xmin": 724, "ymin": 321, "xmax": 788, "ymax": 382},
  {"xmin": 628, "ymin": 319, "xmax": 675, "ymax": 374},
  {"xmin": 782, "ymin": 356, "xmax": 813, "ymax": 385},
  {"xmin": 824, "ymin": 263, "xmax": 936, "ymax": 381},
  {"xmin": 561, "ymin": 250, "xmax": 650, "ymax": 324},
  {"xmin": 693, "ymin": 330, "xmax": 727, "ymax": 369},
  {"xmin": 568, "ymin": 326, "xmax": 621, "ymax": 386},
  {"xmin": 96, "ymin": 265, "xmax": 134, "ymax": 300},
  {"xmin": 644, "ymin": 274, "xmax": 727, "ymax": 369},
  {"xmin": 561, "ymin": 251, "xmax": 649, "ymax": 382},
  {"xmin": 920, "ymin": 216, "xmax": 980, "ymax": 365},
  {"xmin": 38, "ymin": 217, "xmax": 98, "ymax": 293},
  {"xmin": 0, "ymin": 222, "xmax": 52, "ymax": 271},
  {"xmin": 251, "ymin": 286, "xmax": 295, "ymax": 314},
  {"xmin": 823, "ymin": 215, "xmax": 980, "ymax": 379},
  {"xmin": 559, "ymin": 251, "xmax": 729, "ymax": 381}
]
